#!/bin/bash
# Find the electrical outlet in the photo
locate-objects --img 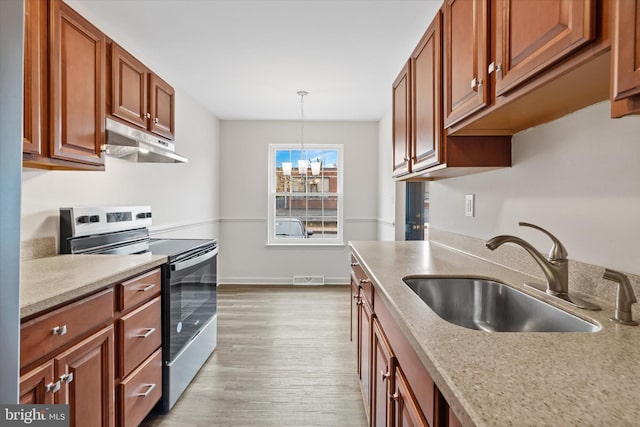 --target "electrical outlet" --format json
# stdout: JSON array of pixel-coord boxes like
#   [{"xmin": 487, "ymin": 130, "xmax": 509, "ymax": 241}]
[{"xmin": 465, "ymin": 194, "xmax": 475, "ymax": 217}]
